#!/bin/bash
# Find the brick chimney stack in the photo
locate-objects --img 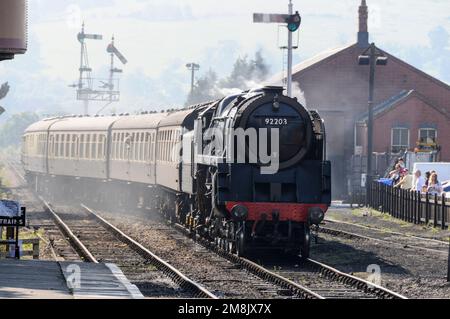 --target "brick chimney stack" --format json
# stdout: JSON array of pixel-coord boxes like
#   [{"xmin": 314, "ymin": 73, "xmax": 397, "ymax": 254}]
[{"xmin": 358, "ymin": 0, "xmax": 369, "ymax": 47}]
